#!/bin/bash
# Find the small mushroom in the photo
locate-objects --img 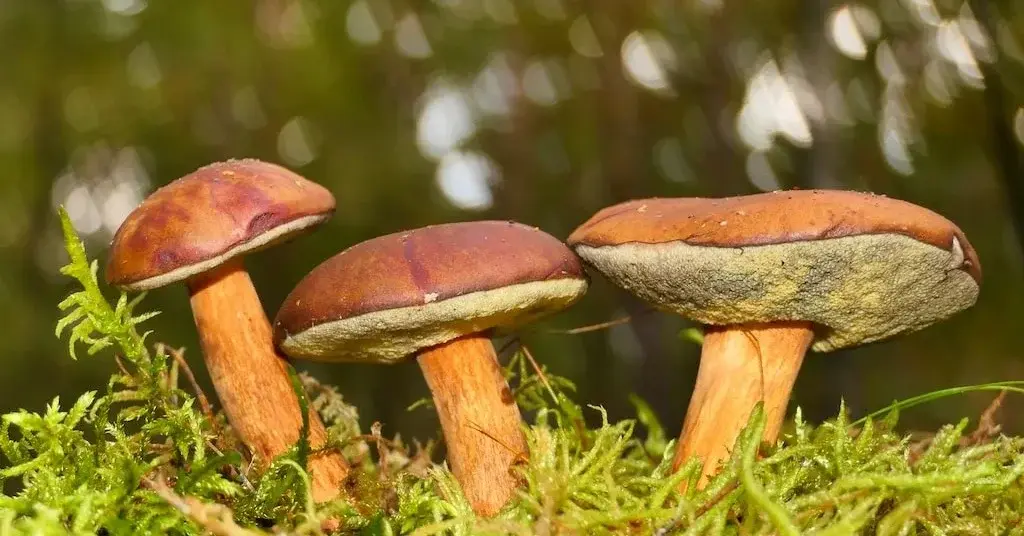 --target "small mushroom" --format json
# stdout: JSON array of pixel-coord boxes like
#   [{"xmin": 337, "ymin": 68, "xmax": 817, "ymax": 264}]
[
  {"xmin": 106, "ymin": 159, "xmax": 349, "ymax": 501},
  {"xmin": 567, "ymin": 189, "xmax": 981, "ymax": 486},
  {"xmin": 273, "ymin": 221, "xmax": 589, "ymax": 516}
]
